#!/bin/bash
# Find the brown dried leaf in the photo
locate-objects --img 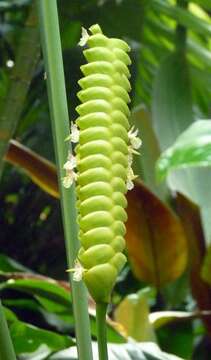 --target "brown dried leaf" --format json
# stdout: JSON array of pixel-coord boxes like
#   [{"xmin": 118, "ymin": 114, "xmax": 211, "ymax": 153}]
[
  {"xmin": 5, "ymin": 139, "xmax": 59, "ymax": 198},
  {"xmin": 125, "ymin": 181, "xmax": 187, "ymax": 288}
]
